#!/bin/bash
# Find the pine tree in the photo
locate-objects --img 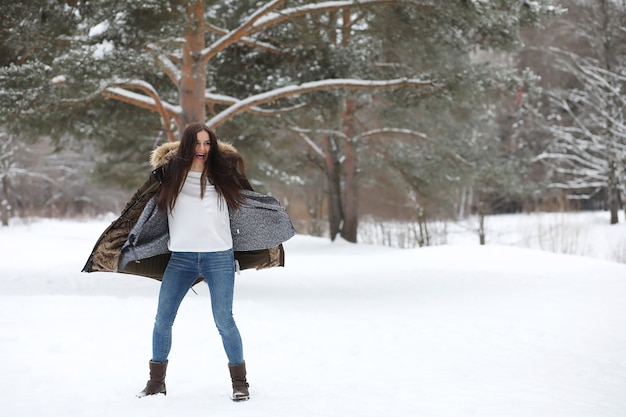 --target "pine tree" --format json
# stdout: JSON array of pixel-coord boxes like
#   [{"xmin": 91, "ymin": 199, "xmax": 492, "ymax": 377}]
[{"xmin": 0, "ymin": 0, "xmax": 564, "ymax": 237}]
